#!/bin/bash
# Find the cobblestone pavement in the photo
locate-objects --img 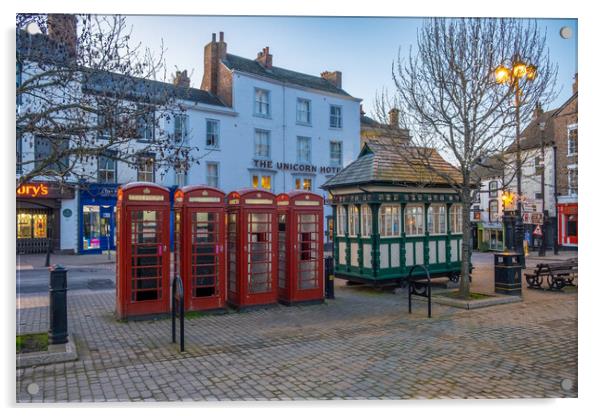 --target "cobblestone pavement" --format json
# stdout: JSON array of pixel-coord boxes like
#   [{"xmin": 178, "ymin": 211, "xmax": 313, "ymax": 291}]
[{"xmin": 16, "ymin": 255, "xmax": 577, "ymax": 402}]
